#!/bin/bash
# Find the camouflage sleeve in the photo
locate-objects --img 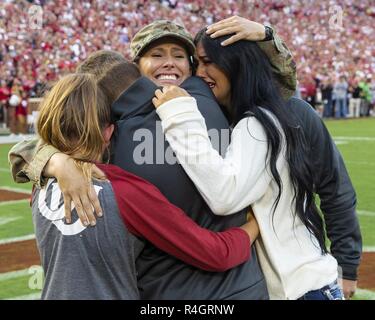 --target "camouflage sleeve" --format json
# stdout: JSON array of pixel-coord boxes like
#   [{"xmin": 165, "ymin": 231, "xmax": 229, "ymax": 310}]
[
  {"xmin": 8, "ymin": 139, "xmax": 60, "ymax": 188},
  {"xmin": 256, "ymin": 26, "xmax": 297, "ymax": 100}
]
